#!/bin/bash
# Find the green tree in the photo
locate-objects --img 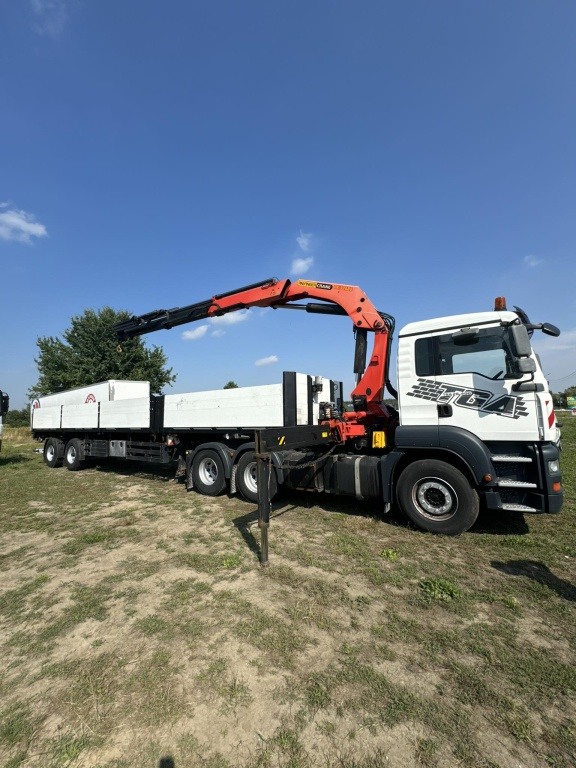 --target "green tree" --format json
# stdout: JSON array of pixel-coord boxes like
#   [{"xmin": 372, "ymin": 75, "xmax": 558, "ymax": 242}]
[
  {"xmin": 223, "ymin": 381, "xmax": 239, "ymax": 389},
  {"xmin": 28, "ymin": 307, "xmax": 176, "ymax": 398},
  {"xmin": 4, "ymin": 408, "xmax": 30, "ymax": 427}
]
